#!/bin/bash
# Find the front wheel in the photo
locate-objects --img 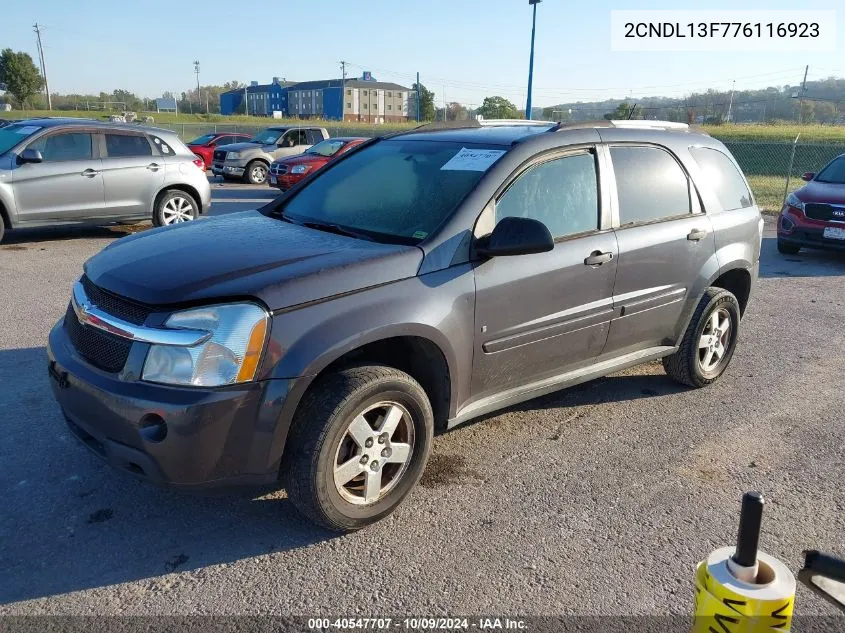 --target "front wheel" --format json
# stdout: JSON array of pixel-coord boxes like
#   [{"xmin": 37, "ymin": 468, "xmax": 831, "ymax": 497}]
[
  {"xmin": 245, "ymin": 160, "xmax": 268, "ymax": 185},
  {"xmin": 283, "ymin": 365, "xmax": 434, "ymax": 532},
  {"xmin": 153, "ymin": 190, "xmax": 199, "ymax": 227},
  {"xmin": 663, "ymin": 287, "xmax": 741, "ymax": 388}
]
